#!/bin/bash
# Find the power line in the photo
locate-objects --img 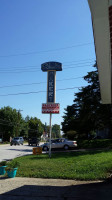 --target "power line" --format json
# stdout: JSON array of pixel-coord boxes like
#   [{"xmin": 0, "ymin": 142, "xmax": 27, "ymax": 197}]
[
  {"xmin": 0, "ymin": 42, "xmax": 93, "ymax": 58},
  {"xmin": 0, "ymin": 76, "xmax": 83, "ymax": 89},
  {"xmin": 64, "ymin": 64, "xmax": 92, "ymax": 70},
  {"xmin": 0, "ymin": 63, "xmax": 94, "ymax": 74},
  {"xmin": 63, "ymin": 58, "xmax": 95, "ymax": 64},
  {"xmin": 0, "ymin": 59, "xmax": 95, "ymax": 71},
  {"xmin": 0, "ymin": 86, "xmax": 82, "ymax": 97}
]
